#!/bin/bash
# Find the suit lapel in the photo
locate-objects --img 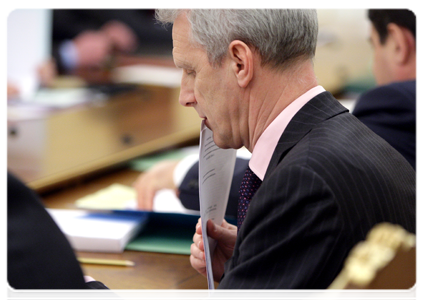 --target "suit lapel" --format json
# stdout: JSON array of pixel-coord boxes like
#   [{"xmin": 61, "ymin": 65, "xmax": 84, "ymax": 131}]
[{"xmin": 264, "ymin": 92, "xmax": 348, "ymax": 180}]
